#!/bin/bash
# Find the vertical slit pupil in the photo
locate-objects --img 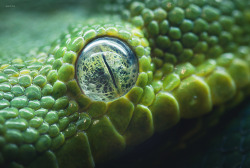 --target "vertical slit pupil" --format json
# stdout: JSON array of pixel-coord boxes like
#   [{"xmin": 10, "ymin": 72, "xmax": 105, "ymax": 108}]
[{"xmin": 102, "ymin": 53, "xmax": 119, "ymax": 93}]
